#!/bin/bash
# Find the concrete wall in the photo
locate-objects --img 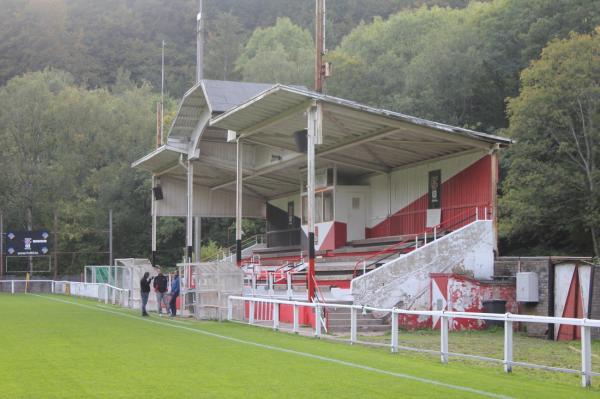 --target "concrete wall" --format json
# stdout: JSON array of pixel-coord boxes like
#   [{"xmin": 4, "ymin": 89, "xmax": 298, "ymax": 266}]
[
  {"xmin": 155, "ymin": 176, "xmax": 266, "ymax": 218},
  {"xmin": 351, "ymin": 220, "xmax": 494, "ymax": 310},
  {"xmin": 362, "ymin": 150, "xmax": 488, "ymax": 230}
]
